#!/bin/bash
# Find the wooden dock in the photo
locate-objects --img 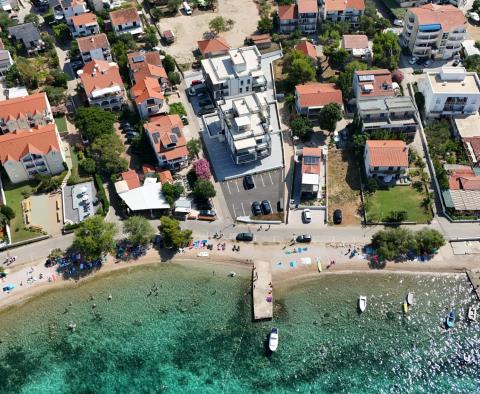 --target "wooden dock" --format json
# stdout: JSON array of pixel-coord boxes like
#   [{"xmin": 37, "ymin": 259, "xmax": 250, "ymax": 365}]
[
  {"xmin": 252, "ymin": 260, "xmax": 273, "ymax": 320},
  {"xmin": 466, "ymin": 270, "xmax": 480, "ymax": 301}
]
